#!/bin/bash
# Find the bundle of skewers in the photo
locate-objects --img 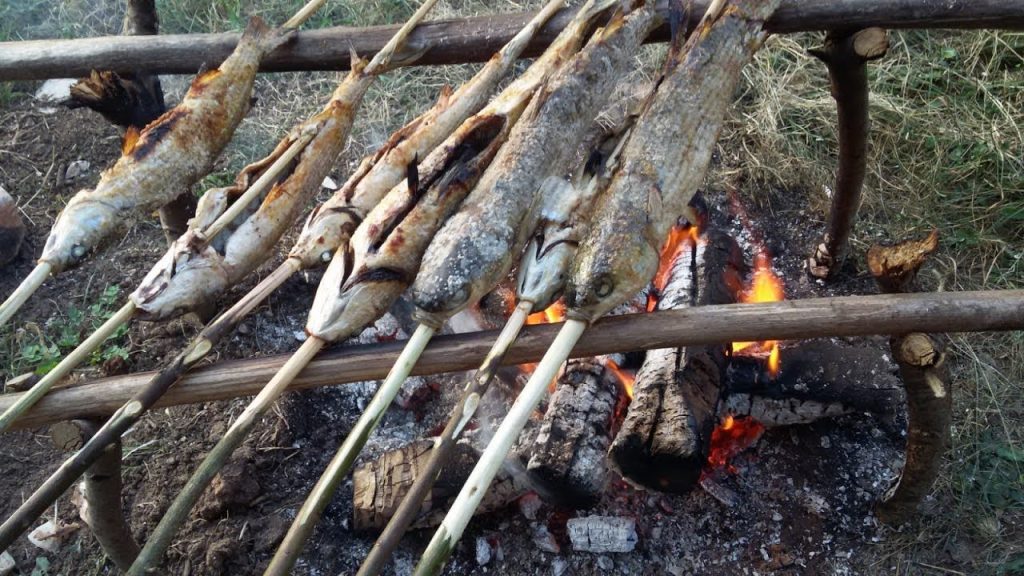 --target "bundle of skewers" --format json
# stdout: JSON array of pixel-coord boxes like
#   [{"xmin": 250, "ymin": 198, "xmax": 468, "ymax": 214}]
[{"xmin": 3, "ymin": 0, "xmax": 978, "ymax": 573}]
